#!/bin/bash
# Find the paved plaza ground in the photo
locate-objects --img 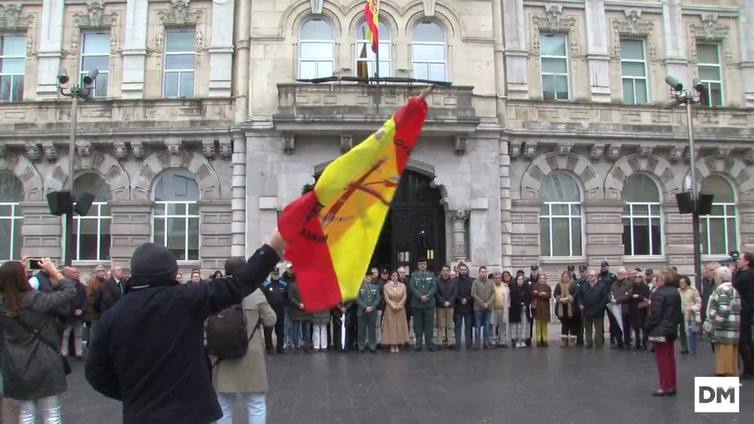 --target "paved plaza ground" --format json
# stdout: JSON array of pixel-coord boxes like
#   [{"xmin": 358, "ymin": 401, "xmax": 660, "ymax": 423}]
[{"xmin": 5, "ymin": 327, "xmax": 752, "ymax": 424}]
